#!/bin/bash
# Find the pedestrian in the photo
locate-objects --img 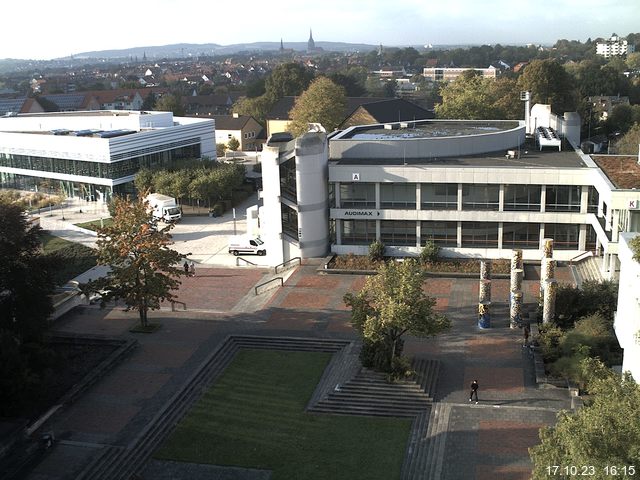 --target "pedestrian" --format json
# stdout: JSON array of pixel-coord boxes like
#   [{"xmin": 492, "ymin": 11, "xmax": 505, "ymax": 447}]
[
  {"xmin": 469, "ymin": 380, "xmax": 479, "ymax": 404},
  {"xmin": 183, "ymin": 261, "xmax": 189, "ymax": 275},
  {"xmin": 189, "ymin": 261, "xmax": 196, "ymax": 277},
  {"xmin": 523, "ymin": 324, "xmax": 531, "ymax": 347}
]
